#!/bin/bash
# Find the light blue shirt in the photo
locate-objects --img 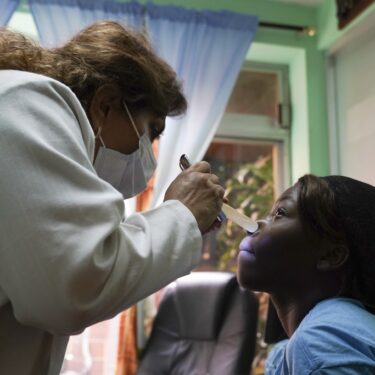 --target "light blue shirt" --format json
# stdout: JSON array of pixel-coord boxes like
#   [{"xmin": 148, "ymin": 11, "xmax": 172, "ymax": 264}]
[{"xmin": 265, "ymin": 298, "xmax": 375, "ymax": 374}]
